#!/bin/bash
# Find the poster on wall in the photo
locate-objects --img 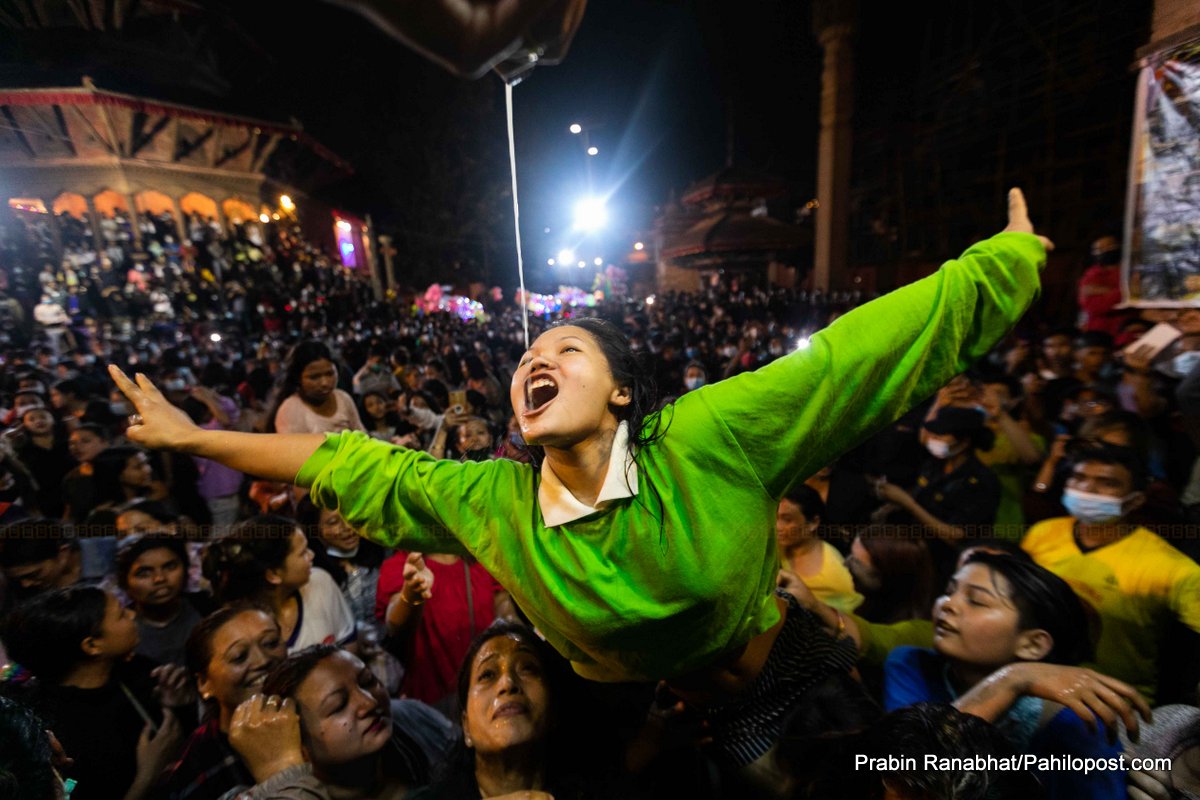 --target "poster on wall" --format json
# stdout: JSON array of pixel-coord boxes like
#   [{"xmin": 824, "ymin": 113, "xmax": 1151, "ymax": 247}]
[{"xmin": 1123, "ymin": 37, "xmax": 1200, "ymax": 307}]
